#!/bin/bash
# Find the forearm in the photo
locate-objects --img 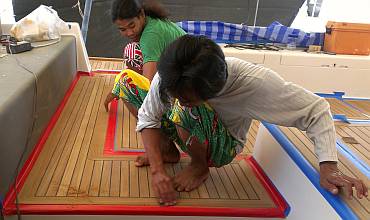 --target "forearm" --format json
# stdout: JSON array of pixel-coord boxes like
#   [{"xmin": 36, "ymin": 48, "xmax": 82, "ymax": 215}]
[
  {"xmin": 305, "ymin": 105, "xmax": 338, "ymax": 163},
  {"xmin": 141, "ymin": 128, "xmax": 165, "ymax": 174},
  {"xmin": 142, "ymin": 62, "xmax": 157, "ymax": 81}
]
